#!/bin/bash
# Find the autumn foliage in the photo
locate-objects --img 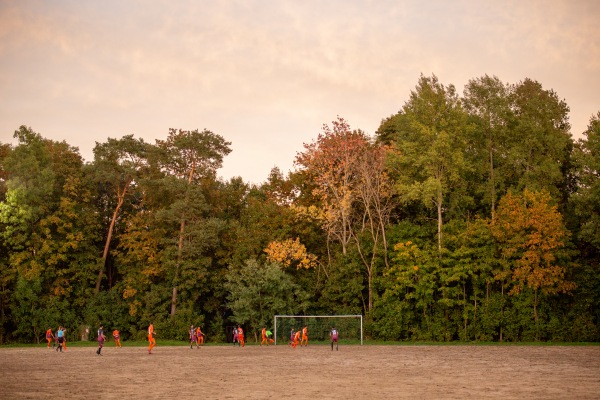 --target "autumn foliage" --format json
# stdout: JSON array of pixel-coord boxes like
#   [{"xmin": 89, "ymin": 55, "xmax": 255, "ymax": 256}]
[{"xmin": 1, "ymin": 74, "xmax": 599, "ymax": 344}]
